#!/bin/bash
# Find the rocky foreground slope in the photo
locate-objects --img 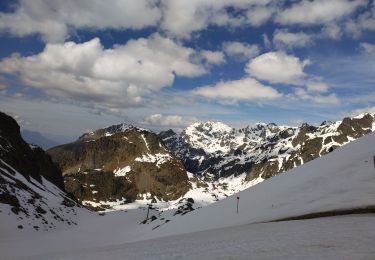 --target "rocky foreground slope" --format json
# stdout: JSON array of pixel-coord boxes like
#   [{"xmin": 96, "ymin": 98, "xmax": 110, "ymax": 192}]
[{"xmin": 0, "ymin": 111, "xmax": 81, "ymax": 231}]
